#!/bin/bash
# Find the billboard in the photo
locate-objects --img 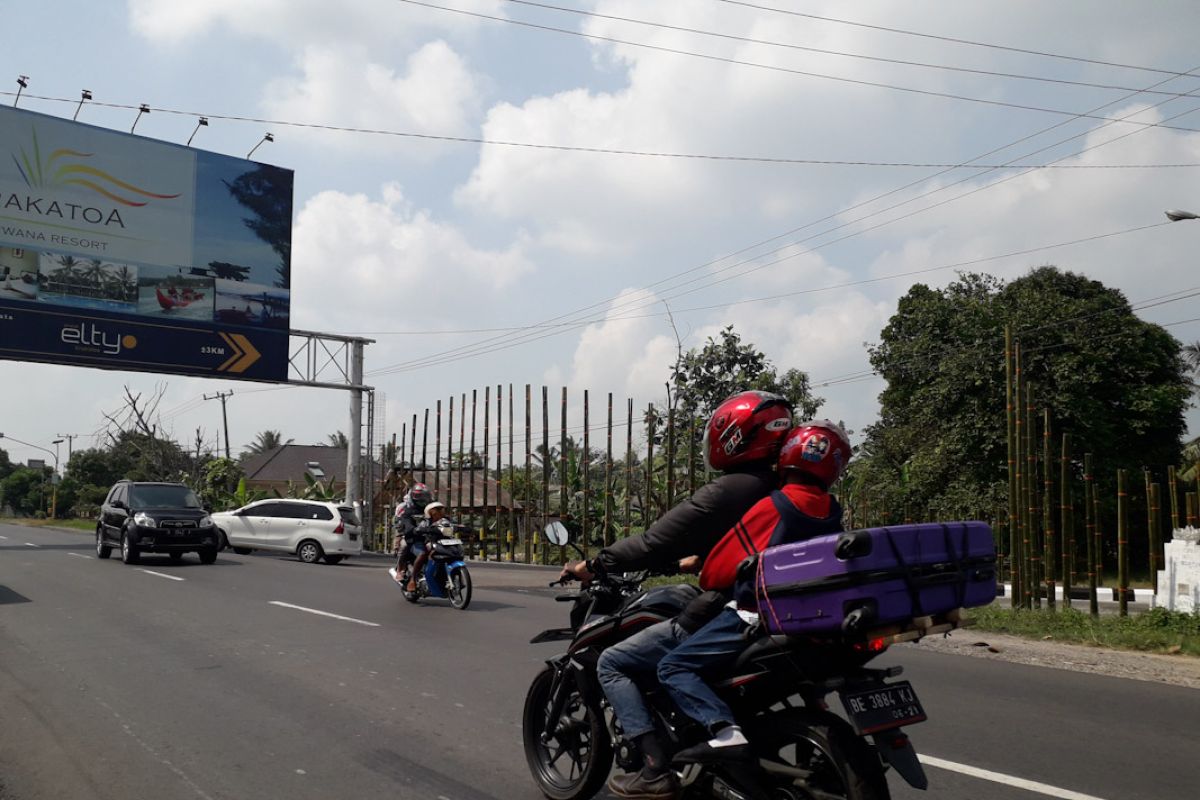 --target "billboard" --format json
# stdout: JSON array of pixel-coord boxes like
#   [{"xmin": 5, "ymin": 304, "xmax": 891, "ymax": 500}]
[{"xmin": 0, "ymin": 105, "xmax": 291, "ymax": 381}]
